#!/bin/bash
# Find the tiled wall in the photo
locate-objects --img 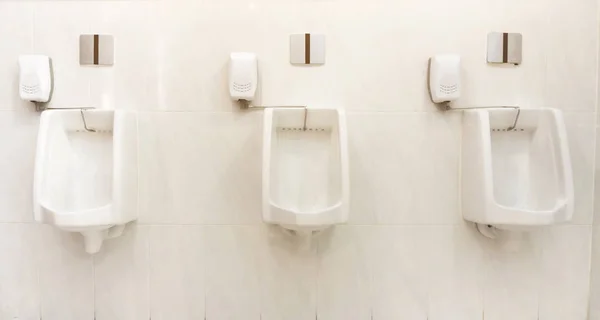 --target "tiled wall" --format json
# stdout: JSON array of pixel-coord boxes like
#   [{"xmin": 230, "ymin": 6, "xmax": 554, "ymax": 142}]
[{"xmin": 0, "ymin": 1, "xmax": 597, "ymax": 320}]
